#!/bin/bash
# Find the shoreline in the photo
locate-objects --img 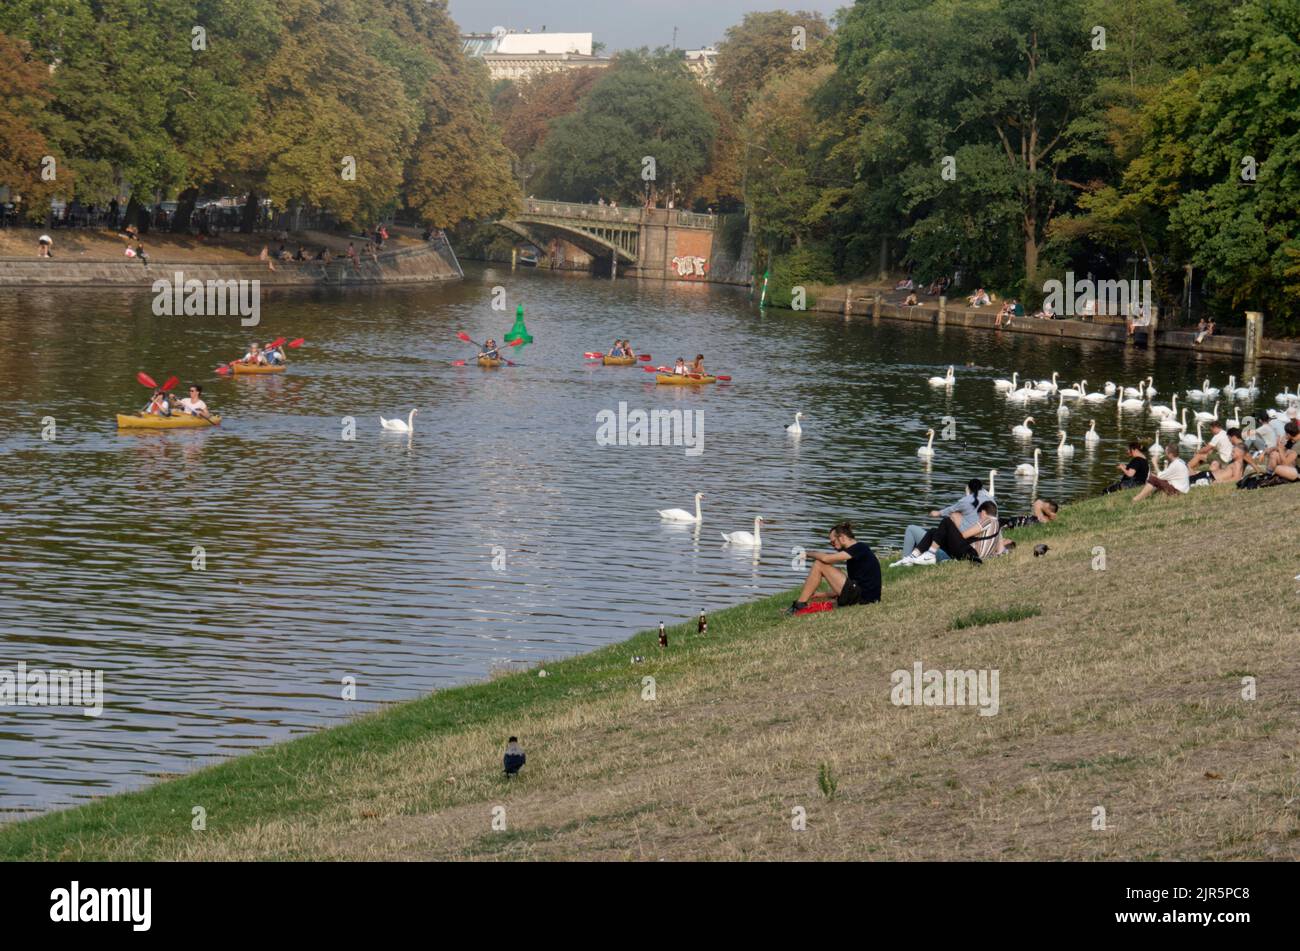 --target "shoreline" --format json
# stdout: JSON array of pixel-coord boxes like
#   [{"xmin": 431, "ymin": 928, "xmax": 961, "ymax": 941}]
[{"xmin": 3, "ymin": 487, "xmax": 1296, "ymax": 860}]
